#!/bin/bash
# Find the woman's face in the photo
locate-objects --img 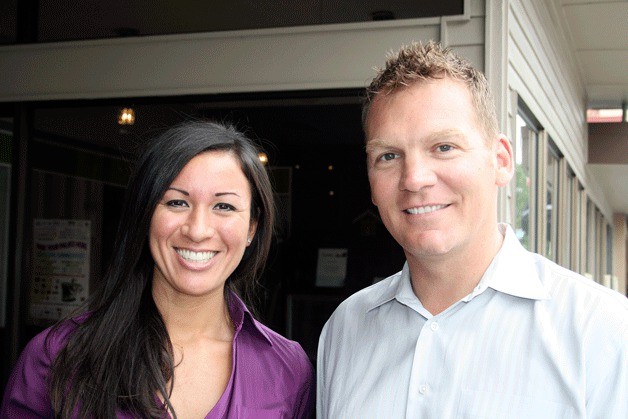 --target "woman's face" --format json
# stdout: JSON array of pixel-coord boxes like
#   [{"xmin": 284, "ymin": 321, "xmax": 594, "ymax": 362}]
[{"xmin": 149, "ymin": 150, "xmax": 257, "ymax": 300}]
